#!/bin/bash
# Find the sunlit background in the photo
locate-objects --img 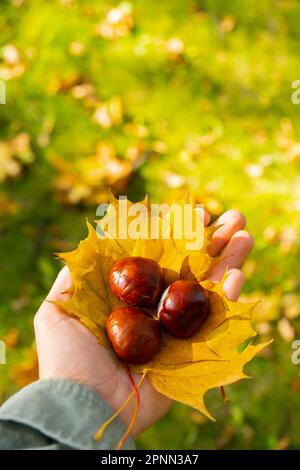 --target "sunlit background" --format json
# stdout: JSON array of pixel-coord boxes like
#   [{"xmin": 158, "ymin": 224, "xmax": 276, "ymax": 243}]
[{"xmin": 0, "ymin": 0, "xmax": 300, "ymax": 449}]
